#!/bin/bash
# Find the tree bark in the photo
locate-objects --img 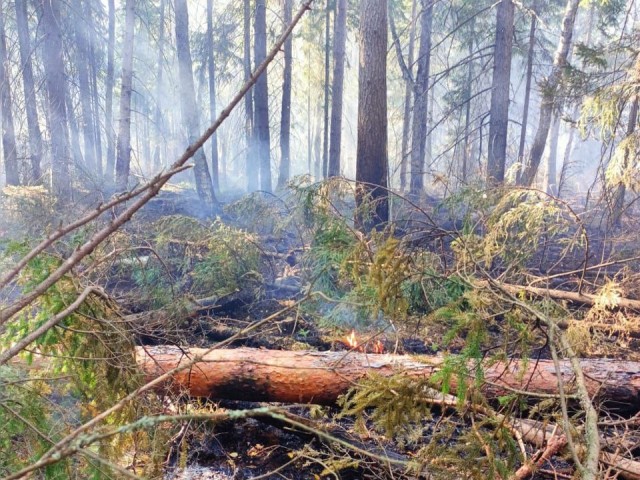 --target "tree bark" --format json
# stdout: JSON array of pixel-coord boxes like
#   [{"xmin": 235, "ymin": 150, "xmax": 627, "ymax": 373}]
[
  {"xmin": 611, "ymin": 94, "xmax": 639, "ymax": 227},
  {"xmin": 153, "ymin": 0, "xmax": 166, "ymax": 173},
  {"xmin": 207, "ymin": 0, "xmax": 220, "ymax": 192},
  {"xmin": 486, "ymin": 0, "xmax": 515, "ymax": 185},
  {"xmin": 517, "ymin": 8, "xmax": 537, "ymax": 169},
  {"xmin": 136, "ymin": 346, "xmax": 640, "ymax": 410},
  {"xmin": 15, "ymin": 0, "xmax": 43, "ymax": 184},
  {"xmin": 356, "ymin": 0, "xmax": 389, "ymax": 231},
  {"xmin": 327, "ymin": 0, "xmax": 347, "ymax": 178},
  {"xmin": 277, "ymin": 0, "xmax": 293, "ymax": 188},
  {"xmin": 115, "ymin": 0, "xmax": 135, "ymax": 190},
  {"xmin": 244, "ymin": 0, "xmax": 258, "ymax": 192},
  {"xmin": 399, "ymin": 0, "xmax": 417, "ymax": 192},
  {"xmin": 409, "ymin": 0, "xmax": 433, "ymax": 196},
  {"xmin": 254, "ymin": 0, "xmax": 272, "ymax": 192},
  {"xmin": 0, "ymin": 2, "xmax": 19, "ymax": 186},
  {"xmin": 322, "ymin": 0, "xmax": 332, "ymax": 179},
  {"xmin": 175, "ymin": 0, "xmax": 218, "ymax": 210},
  {"xmin": 105, "ymin": 0, "xmax": 116, "ymax": 182},
  {"xmin": 518, "ymin": 0, "xmax": 579, "ymax": 186},
  {"xmin": 544, "ymin": 114, "xmax": 561, "ymax": 195}
]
